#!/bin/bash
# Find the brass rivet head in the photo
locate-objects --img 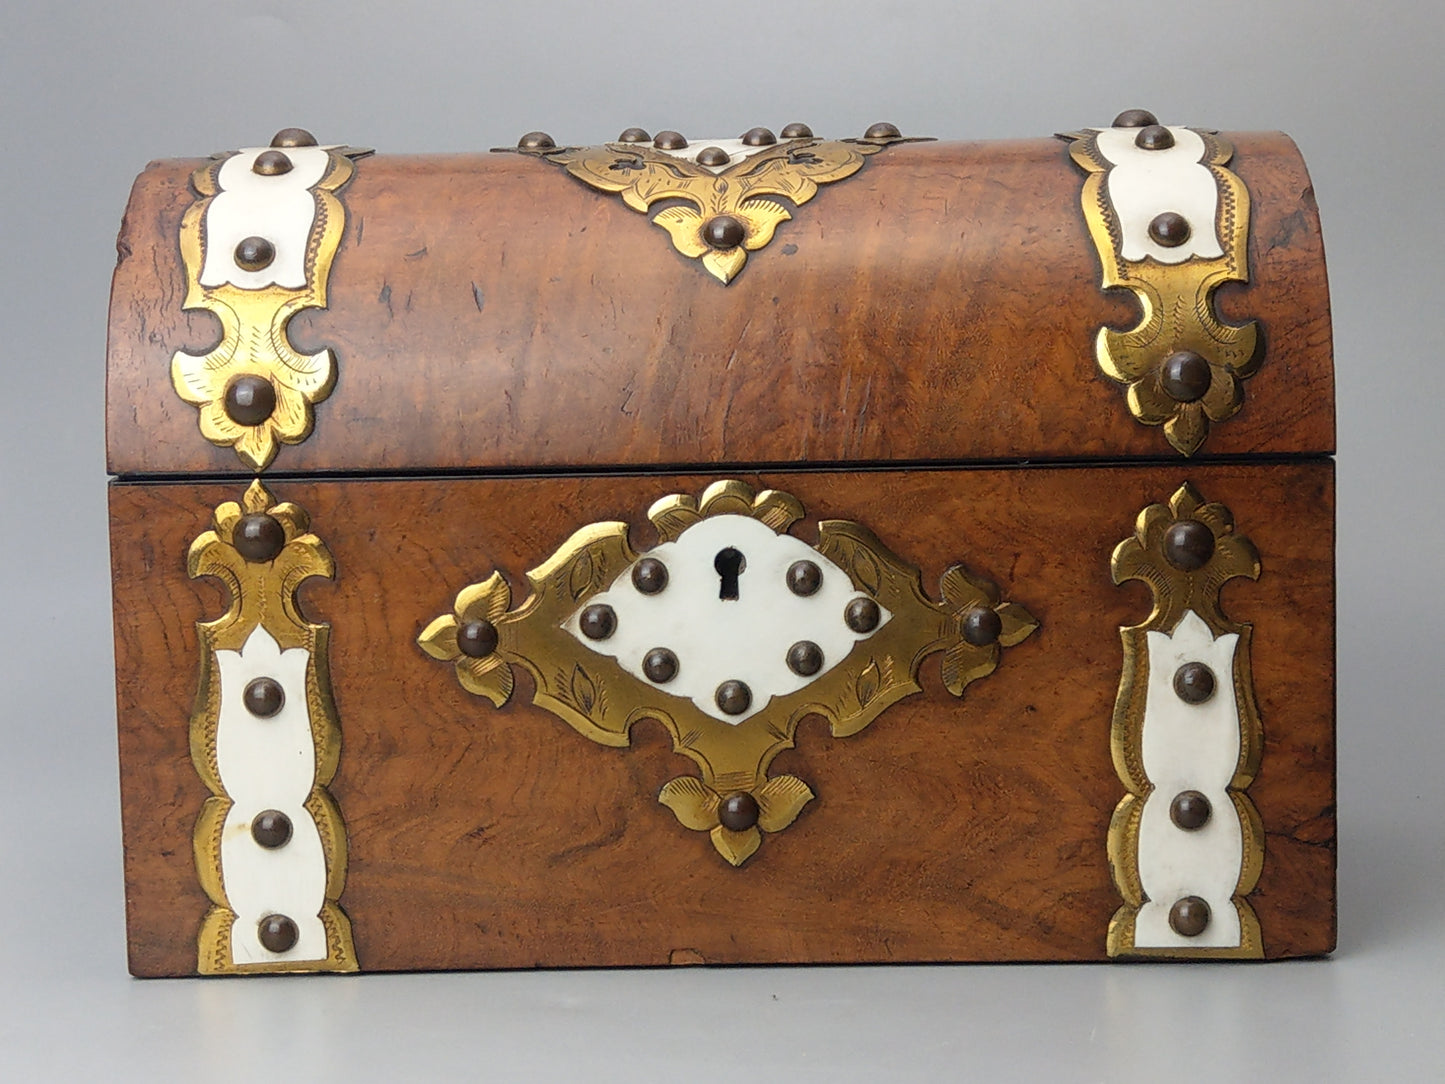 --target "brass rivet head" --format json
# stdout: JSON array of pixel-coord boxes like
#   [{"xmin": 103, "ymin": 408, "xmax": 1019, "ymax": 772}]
[
  {"xmin": 718, "ymin": 791, "xmax": 760, "ymax": 831},
  {"xmin": 517, "ymin": 131, "xmax": 556, "ymax": 150},
  {"xmin": 1173, "ymin": 661, "xmax": 1217, "ymax": 704},
  {"xmin": 617, "ymin": 127, "xmax": 651, "ymax": 143},
  {"xmin": 242, "ymin": 676, "xmax": 285, "ymax": 718},
  {"xmin": 1163, "ymin": 520, "xmax": 1215, "ymax": 571},
  {"xmin": 251, "ymin": 809, "xmax": 294, "ymax": 849},
  {"xmin": 223, "ymin": 374, "xmax": 277, "ymax": 426},
  {"xmin": 234, "ymin": 235, "xmax": 276, "ymax": 272},
  {"xmin": 457, "ymin": 619, "xmax": 499, "ymax": 658},
  {"xmin": 1112, "ymin": 109, "xmax": 1158, "ymax": 128},
  {"xmin": 844, "ymin": 597, "xmax": 881, "ymax": 633},
  {"xmin": 1148, "ymin": 211, "xmax": 1191, "ymax": 248},
  {"xmin": 252, "ymin": 149, "xmax": 294, "ymax": 176},
  {"xmin": 786, "ymin": 560, "xmax": 822, "ymax": 597},
  {"xmin": 787, "ymin": 640, "xmax": 824, "ymax": 677},
  {"xmin": 1170, "ymin": 791, "xmax": 1213, "ymax": 831},
  {"xmin": 864, "ymin": 121, "xmax": 902, "ymax": 140},
  {"xmin": 233, "ymin": 514, "xmax": 286, "ymax": 563},
  {"xmin": 1135, "ymin": 124, "xmax": 1175, "ymax": 151},
  {"xmin": 270, "ymin": 127, "xmax": 317, "ymax": 148},
  {"xmin": 258, "ymin": 913, "xmax": 300, "ymax": 953},
  {"xmin": 703, "ymin": 215, "xmax": 747, "ymax": 250},
  {"xmin": 780, "ymin": 122, "xmax": 814, "ymax": 139},
  {"xmin": 715, "ymin": 679, "xmax": 752, "ymax": 716},
  {"xmin": 643, "ymin": 647, "xmax": 679, "ymax": 684},
  {"xmin": 579, "ymin": 604, "xmax": 616, "ymax": 641},
  {"xmin": 741, "ymin": 126, "xmax": 777, "ymax": 147},
  {"xmin": 653, "ymin": 130, "xmax": 688, "ymax": 150},
  {"xmin": 1160, "ymin": 350, "xmax": 1212, "ymax": 403},
  {"xmin": 1168, "ymin": 896, "xmax": 1211, "ymax": 937},
  {"xmin": 695, "ymin": 145, "xmax": 732, "ymax": 167},
  {"xmin": 962, "ymin": 606, "xmax": 1003, "ymax": 646},
  {"xmin": 632, "ymin": 557, "xmax": 669, "ymax": 595}
]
